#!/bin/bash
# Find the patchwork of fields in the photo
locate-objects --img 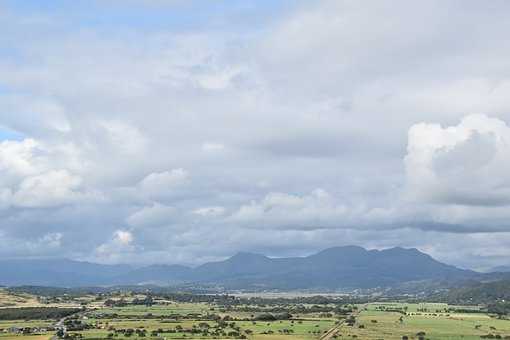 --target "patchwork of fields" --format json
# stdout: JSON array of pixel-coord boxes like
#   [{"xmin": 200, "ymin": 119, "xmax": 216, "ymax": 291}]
[
  {"xmin": 335, "ymin": 303, "xmax": 510, "ymax": 340},
  {"xmin": 0, "ymin": 289, "xmax": 509, "ymax": 340}
]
